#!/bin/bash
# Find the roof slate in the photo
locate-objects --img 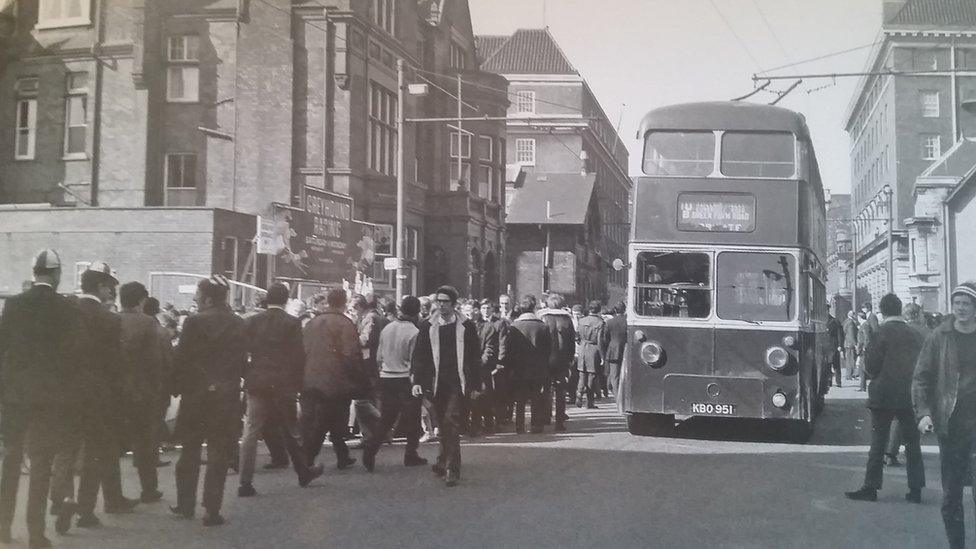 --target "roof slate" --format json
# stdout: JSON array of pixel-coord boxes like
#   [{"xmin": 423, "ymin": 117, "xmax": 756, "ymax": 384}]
[
  {"xmin": 476, "ymin": 29, "xmax": 576, "ymax": 75},
  {"xmin": 887, "ymin": 0, "xmax": 976, "ymax": 27},
  {"xmin": 505, "ymin": 173, "xmax": 596, "ymax": 225}
]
